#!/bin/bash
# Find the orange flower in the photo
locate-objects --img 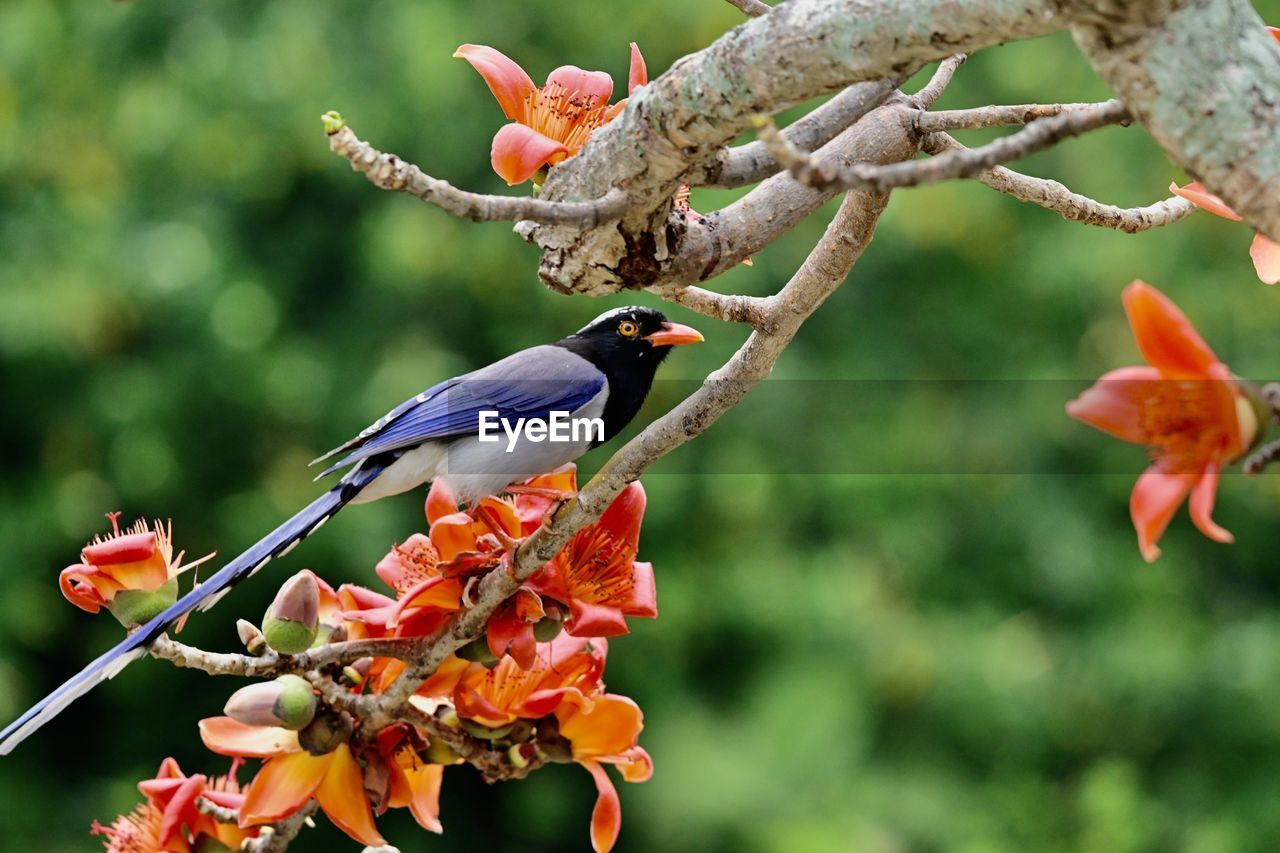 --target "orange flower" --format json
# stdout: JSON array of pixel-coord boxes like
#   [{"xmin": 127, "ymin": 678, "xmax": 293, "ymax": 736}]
[
  {"xmin": 455, "ymin": 42, "xmax": 648, "ymax": 185},
  {"xmin": 91, "ymin": 800, "xmax": 172, "ymax": 853},
  {"xmin": 1167, "ymin": 26, "xmax": 1280, "ymax": 284},
  {"xmin": 421, "ymin": 636, "xmax": 650, "ymax": 852},
  {"xmin": 1067, "ymin": 281, "xmax": 1258, "ymax": 561},
  {"xmin": 528, "ymin": 481, "xmax": 657, "ymax": 638},
  {"xmin": 371, "ymin": 724, "xmax": 447, "ymax": 834},
  {"xmin": 60, "ymin": 513, "xmax": 213, "ymax": 627},
  {"xmin": 199, "ymin": 716, "xmax": 385, "ymax": 847}
]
